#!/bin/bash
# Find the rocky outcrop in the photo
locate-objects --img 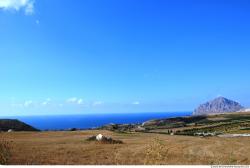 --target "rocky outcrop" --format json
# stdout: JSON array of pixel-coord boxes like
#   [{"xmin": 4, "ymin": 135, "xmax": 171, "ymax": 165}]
[
  {"xmin": 193, "ymin": 97, "xmax": 244, "ymax": 115},
  {"xmin": 86, "ymin": 134, "xmax": 123, "ymax": 144},
  {"xmin": 0, "ymin": 119, "xmax": 39, "ymax": 132}
]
